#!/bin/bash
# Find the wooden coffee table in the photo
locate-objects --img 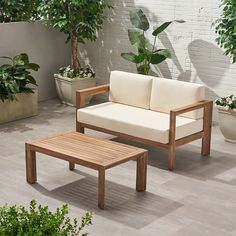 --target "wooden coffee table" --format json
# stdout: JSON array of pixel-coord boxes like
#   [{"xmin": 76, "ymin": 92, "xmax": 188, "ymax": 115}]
[{"xmin": 25, "ymin": 131, "xmax": 148, "ymax": 209}]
